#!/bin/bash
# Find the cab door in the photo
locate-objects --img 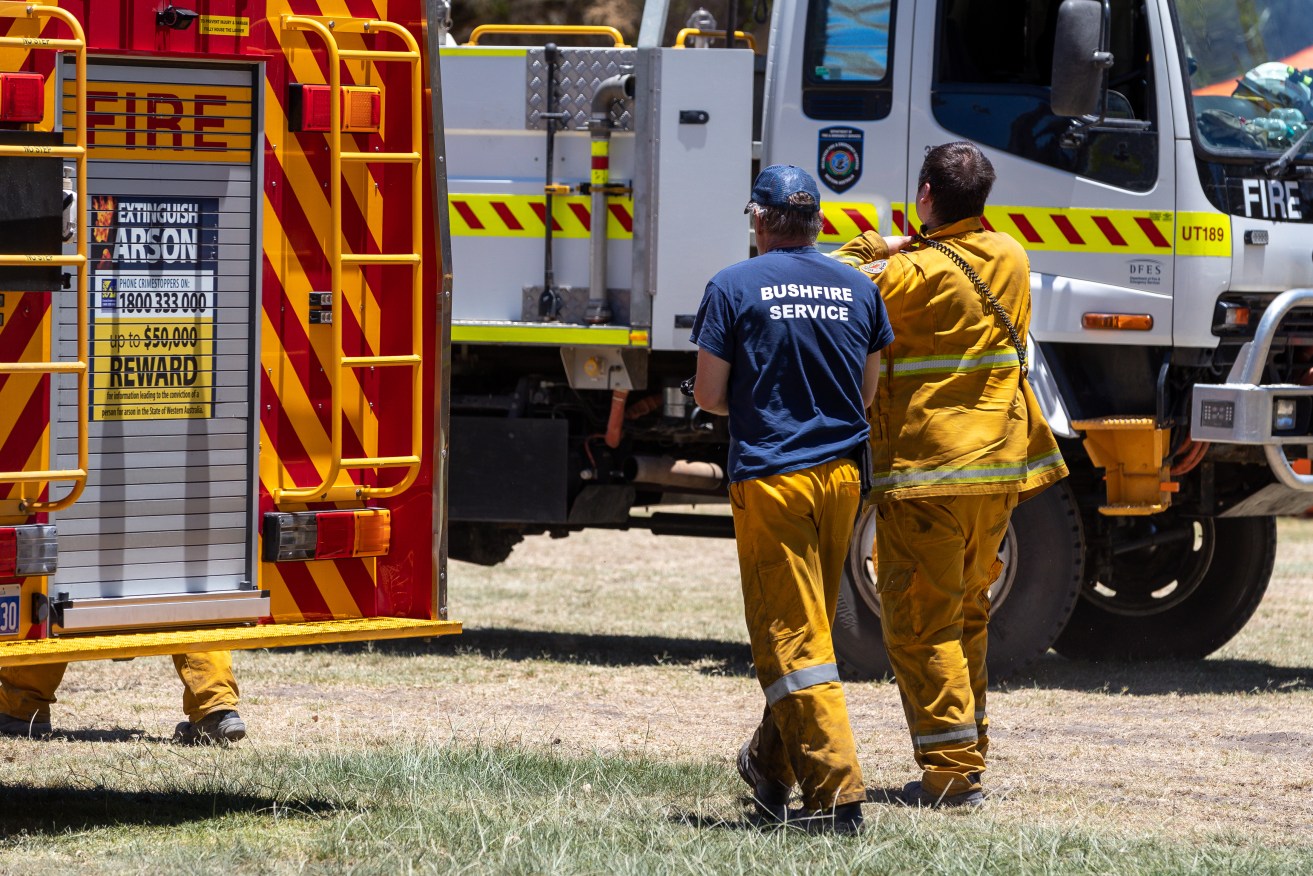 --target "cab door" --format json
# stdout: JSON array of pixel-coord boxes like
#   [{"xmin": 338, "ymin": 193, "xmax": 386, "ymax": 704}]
[
  {"xmin": 760, "ymin": 0, "xmax": 913, "ymax": 244},
  {"xmin": 905, "ymin": 0, "xmax": 1178, "ymax": 411}
]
